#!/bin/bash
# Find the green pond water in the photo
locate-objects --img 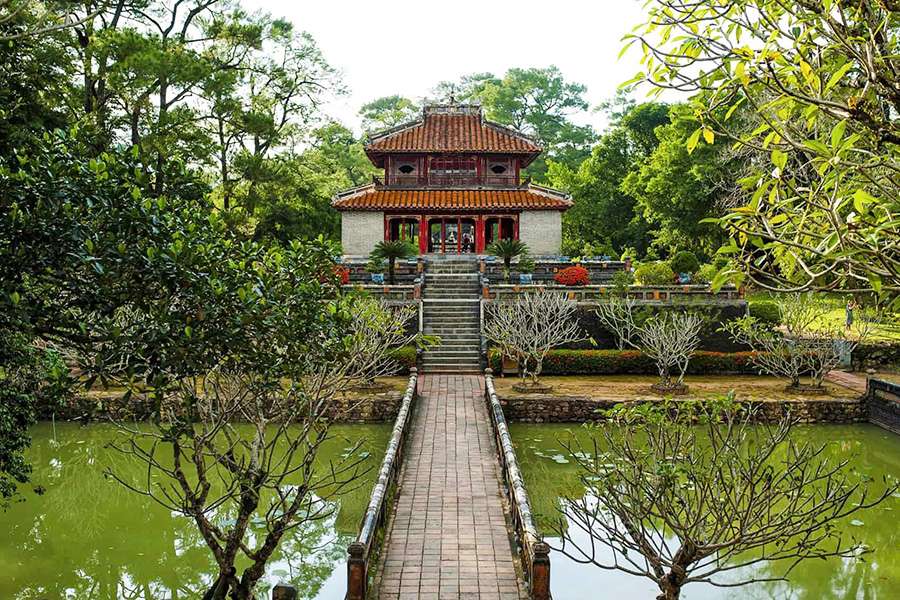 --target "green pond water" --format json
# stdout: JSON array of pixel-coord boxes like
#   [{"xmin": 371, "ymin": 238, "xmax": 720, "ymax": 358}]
[
  {"xmin": 510, "ymin": 423, "xmax": 900, "ymax": 600},
  {"xmin": 0, "ymin": 422, "xmax": 391, "ymax": 600}
]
